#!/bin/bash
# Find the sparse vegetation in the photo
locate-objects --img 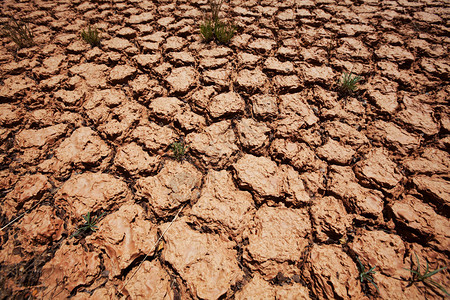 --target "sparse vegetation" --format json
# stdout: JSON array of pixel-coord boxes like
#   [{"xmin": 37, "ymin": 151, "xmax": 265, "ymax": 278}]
[
  {"xmin": 81, "ymin": 25, "xmax": 101, "ymax": 47},
  {"xmin": 2, "ymin": 17, "xmax": 34, "ymax": 49},
  {"xmin": 214, "ymin": 21, "xmax": 236, "ymax": 44},
  {"xmin": 171, "ymin": 142, "xmax": 188, "ymax": 161},
  {"xmin": 339, "ymin": 71, "xmax": 362, "ymax": 94},
  {"xmin": 208, "ymin": 0, "xmax": 223, "ymax": 22},
  {"xmin": 357, "ymin": 257, "xmax": 380, "ymax": 294},
  {"xmin": 404, "ymin": 253, "xmax": 449, "ymax": 296},
  {"xmin": 70, "ymin": 211, "xmax": 105, "ymax": 238},
  {"xmin": 200, "ymin": 0, "xmax": 236, "ymax": 44},
  {"xmin": 200, "ymin": 19, "xmax": 215, "ymax": 42}
]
